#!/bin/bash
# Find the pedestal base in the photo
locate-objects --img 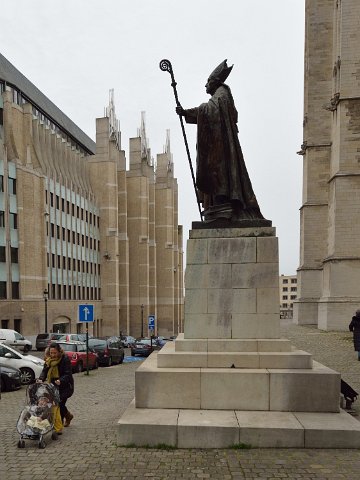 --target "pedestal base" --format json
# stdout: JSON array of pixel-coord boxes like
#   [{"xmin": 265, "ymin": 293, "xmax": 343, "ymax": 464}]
[{"xmin": 118, "ymin": 400, "xmax": 360, "ymax": 449}]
